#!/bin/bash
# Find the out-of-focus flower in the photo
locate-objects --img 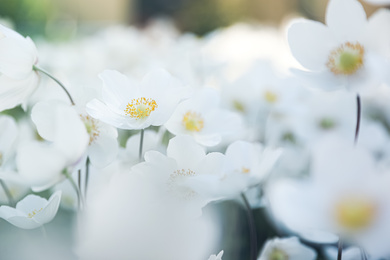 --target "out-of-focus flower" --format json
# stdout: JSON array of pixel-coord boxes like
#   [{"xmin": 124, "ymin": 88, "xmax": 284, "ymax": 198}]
[
  {"xmin": 0, "ymin": 191, "xmax": 61, "ymax": 229},
  {"xmin": 16, "ymin": 101, "xmax": 89, "ymax": 191},
  {"xmin": 267, "ymin": 136, "xmax": 390, "ymax": 258},
  {"xmin": 86, "ymin": 69, "xmax": 191, "ymax": 130},
  {"xmin": 76, "ymin": 170, "xmax": 218, "ymax": 260},
  {"xmin": 165, "ymin": 88, "xmax": 242, "ymax": 146},
  {"xmin": 0, "ymin": 115, "xmax": 19, "ymax": 169},
  {"xmin": 288, "ymin": 0, "xmax": 390, "ymax": 92},
  {"xmin": 208, "ymin": 250, "xmax": 224, "ymax": 260},
  {"xmin": 0, "ymin": 24, "xmax": 39, "ymax": 111},
  {"xmin": 258, "ymin": 237, "xmax": 317, "ymax": 260}
]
